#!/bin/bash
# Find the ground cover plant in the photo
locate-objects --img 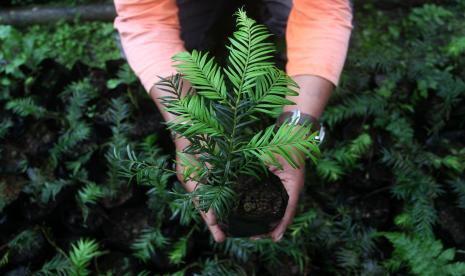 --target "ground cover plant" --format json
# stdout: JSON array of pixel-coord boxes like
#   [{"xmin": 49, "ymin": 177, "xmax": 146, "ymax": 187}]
[{"xmin": 1, "ymin": 0, "xmax": 465, "ymax": 275}]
